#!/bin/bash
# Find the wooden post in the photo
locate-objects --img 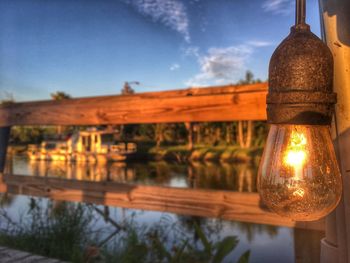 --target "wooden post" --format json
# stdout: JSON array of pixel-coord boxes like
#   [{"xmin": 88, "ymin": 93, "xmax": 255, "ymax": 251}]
[
  {"xmin": 0, "ymin": 127, "xmax": 11, "ymax": 174},
  {"xmin": 319, "ymin": 0, "xmax": 350, "ymax": 262},
  {"xmin": 294, "ymin": 228, "xmax": 324, "ymax": 263}
]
